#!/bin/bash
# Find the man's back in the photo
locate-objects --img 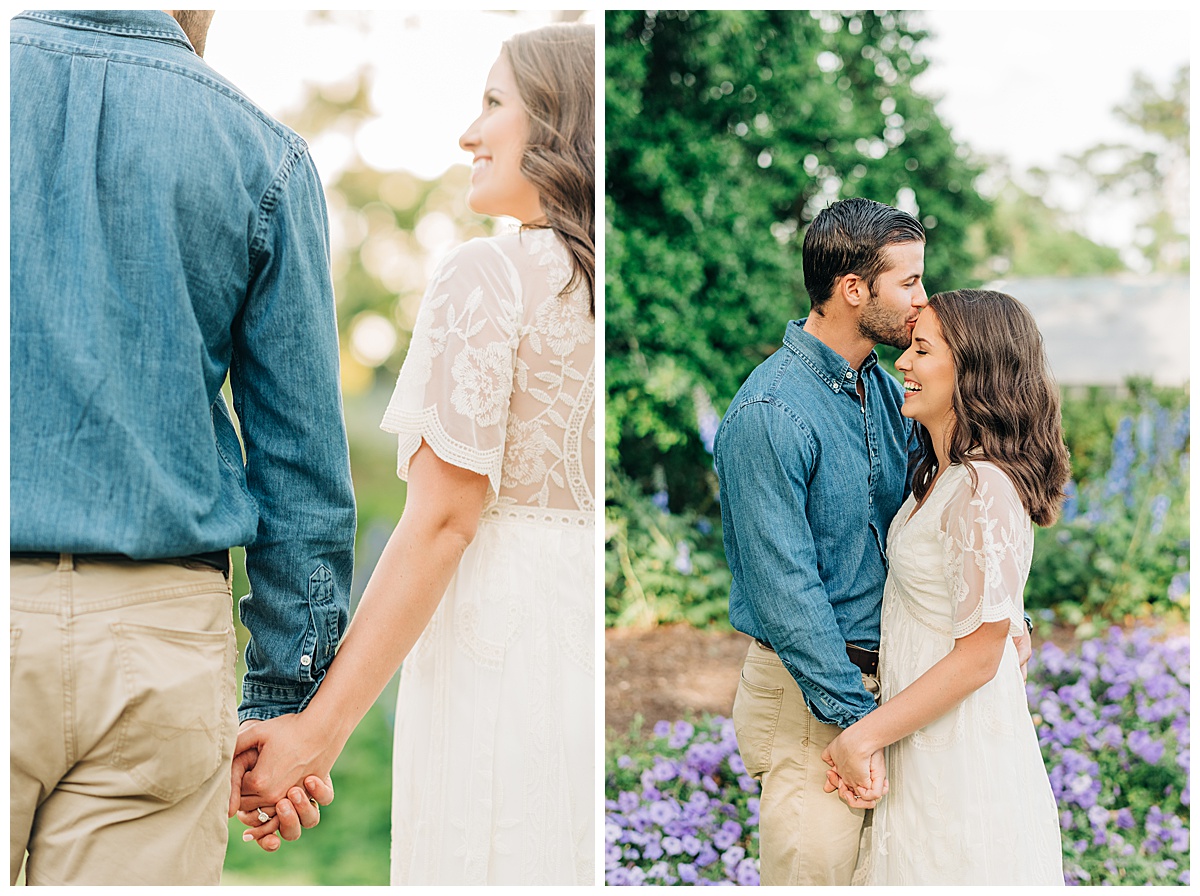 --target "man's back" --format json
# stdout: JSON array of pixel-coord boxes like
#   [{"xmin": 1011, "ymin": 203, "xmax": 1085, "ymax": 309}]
[{"xmin": 10, "ymin": 9, "xmax": 352, "ymax": 563}]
